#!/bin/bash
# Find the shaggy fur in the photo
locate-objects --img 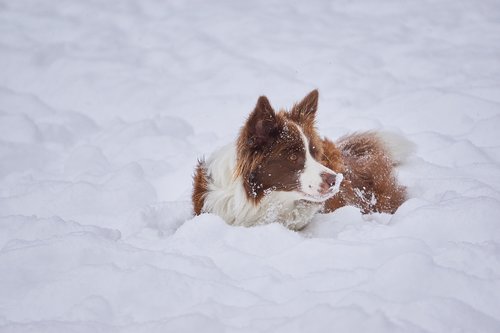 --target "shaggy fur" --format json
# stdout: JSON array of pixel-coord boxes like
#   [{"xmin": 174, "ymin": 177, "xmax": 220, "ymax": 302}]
[{"xmin": 192, "ymin": 90, "xmax": 411, "ymax": 229}]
